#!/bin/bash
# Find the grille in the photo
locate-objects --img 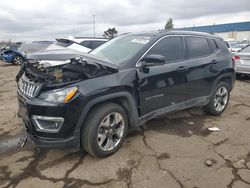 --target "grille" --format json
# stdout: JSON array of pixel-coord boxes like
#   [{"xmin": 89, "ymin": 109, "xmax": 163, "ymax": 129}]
[{"xmin": 18, "ymin": 75, "xmax": 41, "ymax": 98}]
